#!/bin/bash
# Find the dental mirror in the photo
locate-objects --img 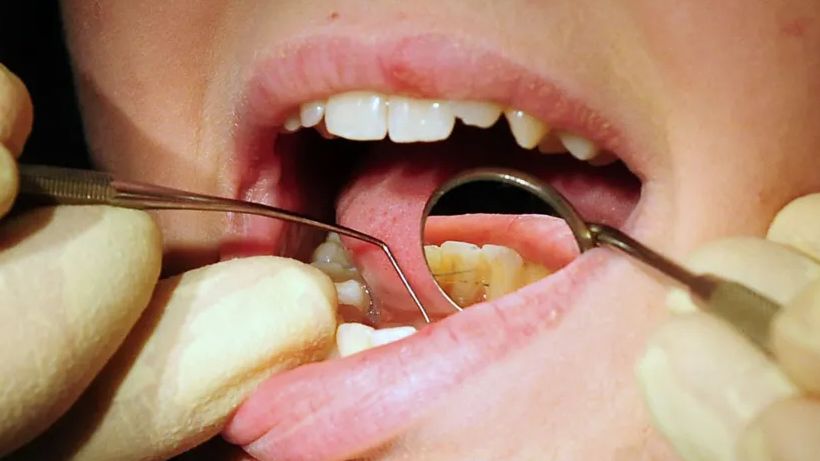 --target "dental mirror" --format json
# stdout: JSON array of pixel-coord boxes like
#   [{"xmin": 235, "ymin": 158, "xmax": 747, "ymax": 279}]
[
  {"xmin": 420, "ymin": 169, "xmax": 591, "ymax": 310},
  {"xmin": 422, "ymin": 168, "xmax": 781, "ymax": 353}
]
